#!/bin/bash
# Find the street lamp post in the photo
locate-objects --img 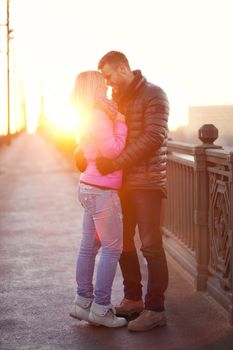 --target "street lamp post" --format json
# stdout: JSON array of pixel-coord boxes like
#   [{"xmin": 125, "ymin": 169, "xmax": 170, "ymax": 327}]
[
  {"xmin": 6, "ymin": 0, "xmax": 14, "ymax": 144},
  {"xmin": 0, "ymin": 0, "xmax": 12, "ymax": 144},
  {"xmin": 6, "ymin": 0, "xmax": 10, "ymax": 143}
]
